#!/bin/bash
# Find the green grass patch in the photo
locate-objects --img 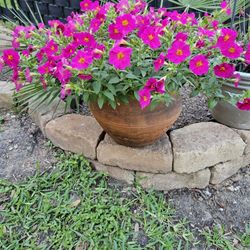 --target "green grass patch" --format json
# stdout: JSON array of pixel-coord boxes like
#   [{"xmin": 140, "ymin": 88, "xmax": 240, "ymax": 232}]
[{"xmin": 0, "ymin": 153, "xmax": 249, "ymax": 249}]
